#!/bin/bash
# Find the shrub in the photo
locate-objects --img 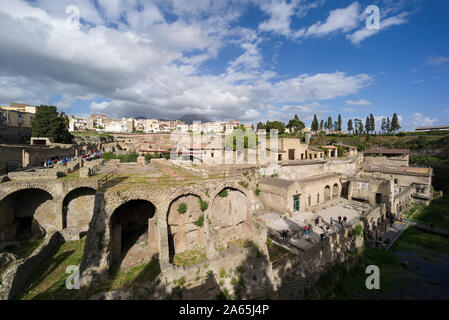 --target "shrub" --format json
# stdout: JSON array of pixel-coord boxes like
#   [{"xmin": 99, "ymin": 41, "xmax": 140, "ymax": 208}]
[
  {"xmin": 350, "ymin": 225, "xmax": 363, "ymax": 237},
  {"xmin": 255, "ymin": 188, "xmax": 261, "ymax": 196},
  {"xmin": 177, "ymin": 202, "xmax": 187, "ymax": 214},
  {"xmin": 219, "ymin": 268, "xmax": 226, "ymax": 278},
  {"xmin": 218, "ymin": 189, "xmax": 228, "ymax": 198},
  {"xmin": 266, "ymin": 238, "xmax": 273, "ymax": 247},
  {"xmin": 193, "ymin": 214, "xmax": 204, "ymax": 227},
  {"xmin": 239, "ymin": 181, "xmax": 248, "ymax": 188},
  {"xmin": 198, "ymin": 198, "xmax": 208, "ymax": 212}
]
